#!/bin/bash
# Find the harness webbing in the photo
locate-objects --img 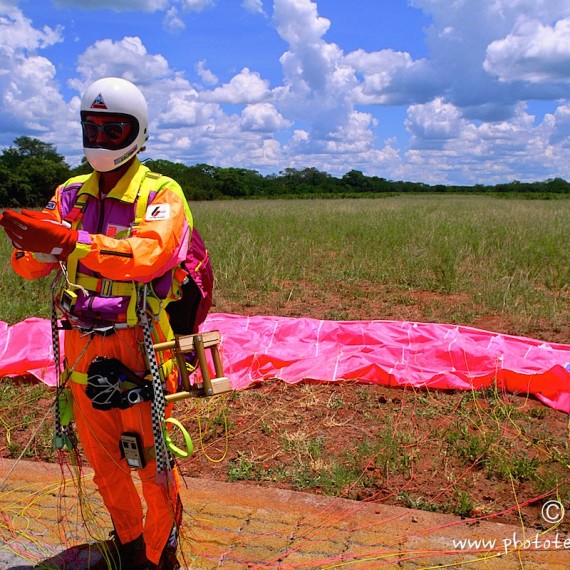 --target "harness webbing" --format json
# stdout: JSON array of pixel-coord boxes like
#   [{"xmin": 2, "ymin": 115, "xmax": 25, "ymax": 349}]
[
  {"xmin": 63, "ymin": 191, "xmax": 90, "ymax": 297},
  {"xmin": 134, "ymin": 171, "xmax": 162, "ymax": 225},
  {"xmin": 134, "ymin": 171, "xmax": 194, "ymax": 227},
  {"xmin": 138, "ymin": 286, "xmax": 172, "ymax": 482},
  {"xmin": 52, "ymin": 277, "xmax": 75, "ymax": 451},
  {"xmin": 52, "ymin": 298, "xmax": 66, "ymax": 449}
]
